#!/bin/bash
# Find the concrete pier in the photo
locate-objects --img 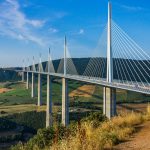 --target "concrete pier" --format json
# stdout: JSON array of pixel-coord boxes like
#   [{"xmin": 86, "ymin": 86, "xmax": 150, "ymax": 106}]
[
  {"xmin": 38, "ymin": 73, "xmax": 42, "ymax": 106},
  {"xmin": 62, "ymin": 78, "xmax": 69, "ymax": 126},
  {"xmin": 46, "ymin": 75, "xmax": 53, "ymax": 127},
  {"xmin": 26, "ymin": 72, "xmax": 29, "ymax": 89},
  {"xmin": 22, "ymin": 72, "xmax": 24, "ymax": 82},
  {"xmin": 103, "ymin": 87, "xmax": 116, "ymax": 119},
  {"xmin": 31, "ymin": 72, "xmax": 35, "ymax": 98}
]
